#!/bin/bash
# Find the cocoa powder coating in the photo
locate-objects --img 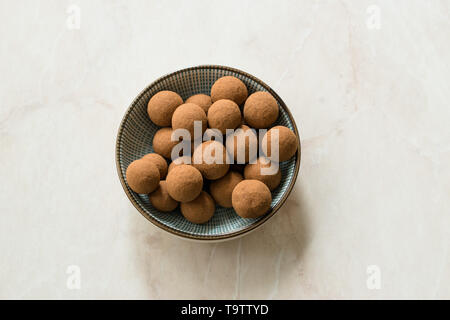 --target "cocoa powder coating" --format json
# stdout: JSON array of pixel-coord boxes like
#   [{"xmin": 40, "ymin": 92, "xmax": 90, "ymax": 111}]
[
  {"xmin": 244, "ymin": 157, "xmax": 281, "ymax": 191},
  {"xmin": 210, "ymin": 76, "xmax": 248, "ymax": 105},
  {"xmin": 171, "ymin": 103, "xmax": 207, "ymax": 137},
  {"xmin": 126, "ymin": 159, "xmax": 160, "ymax": 194},
  {"xmin": 149, "ymin": 180, "xmax": 179, "ymax": 212},
  {"xmin": 192, "ymin": 141, "xmax": 230, "ymax": 180},
  {"xmin": 186, "ymin": 94, "xmax": 212, "ymax": 113},
  {"xmin": 232, "ymin": 180, "xmax": 272, "ymax": 219},
  {"xmin": 147, "ymin": 90, "xmax": 183, "ymax": 126},
  {"xmin": 180, "ymin": 191, "xmax": 215, "ymax": 224},
  {"xmin": 262, "ymin": 125, "xmax": 298, "ymax": 162},
  {"xmin": 225, "ymin": 124, "xmax": 258, "ymax": 164},
  {"xmin": 153, "ymin": 127, "xmax": 180, "ymax": 159},
  {"xmin": 166, "ymin": 164, "xmax": 203, "ymax": 202},
  {"xmin": 207, "ymin": 99, "xmax": 242, "ymax": 134},
  {"xmin": 142, "ymin": 153, "xmax": 168, "ymax": 179},
  {"xmin": 243, "ymin": 91, "xmax": 279, "ymax": 128},
  {"xmin": 210, "ymin": 171, "xmax": 243, "ymax": 208}
]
